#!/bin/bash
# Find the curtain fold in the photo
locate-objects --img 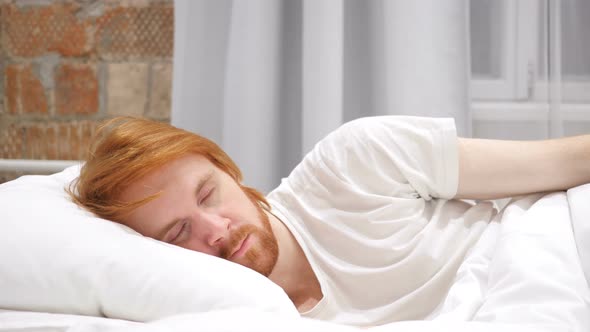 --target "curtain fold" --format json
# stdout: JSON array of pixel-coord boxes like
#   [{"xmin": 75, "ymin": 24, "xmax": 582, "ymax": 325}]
[
  {"xmin": 172, "ymin": 0, "xmax": 470, "ymax": 192},
  {"xmin": 302, "ymin": 0, "xmax": 344, "ymax": 154},
  {"xmin": 171, "ymin": 0, "xmax": 232, "ymax": 143},
  {"xmin": 376, "ymin": 0, "xmax": 470, "ymax": 135},
  {"xmin": 222, "ymin": 0, "xmax": 283, "ymax": 193}
]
